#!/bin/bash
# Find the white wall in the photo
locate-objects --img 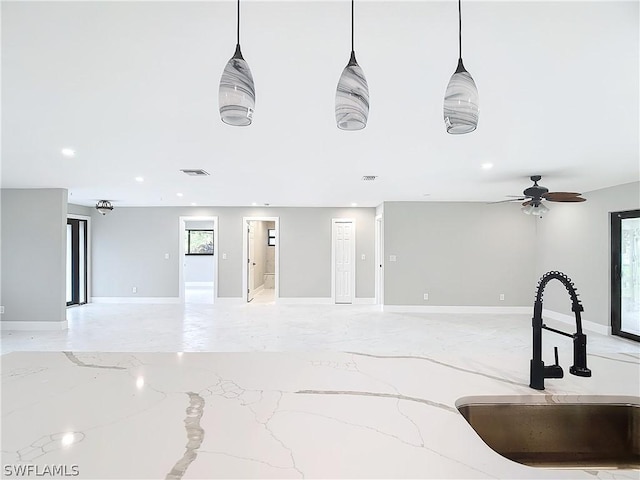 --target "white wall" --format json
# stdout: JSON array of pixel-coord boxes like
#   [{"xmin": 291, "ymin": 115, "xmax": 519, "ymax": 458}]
[
  {"xmin": 1, "ymin": 189, "xmax": 67, "ymax": 324},
  {"xmin": 383, "ymin": 201, "xmax": 536, "ymax": 306},
  {"xmin": 536, "ymin": 181, "xmax": 640, "ymax": 327}
]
